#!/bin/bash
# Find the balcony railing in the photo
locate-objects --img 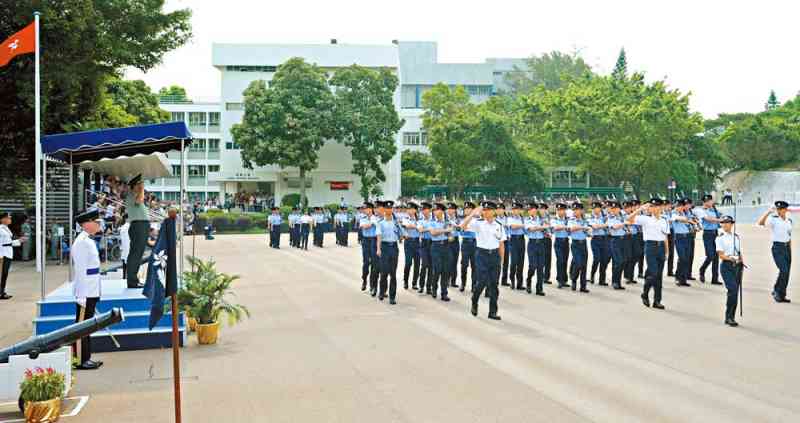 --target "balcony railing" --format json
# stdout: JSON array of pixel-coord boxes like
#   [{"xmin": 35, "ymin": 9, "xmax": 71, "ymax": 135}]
[
  {"xmin": 188, "ymin": 151, "xmax": 206, "ymax": 160},
  {"xmin": 207, "ymin": 150, "xmax": 220, "ymax": 160},
  {"xmin": 188, "ymin": 176, "xmax": 207, "ymax": 186}
]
